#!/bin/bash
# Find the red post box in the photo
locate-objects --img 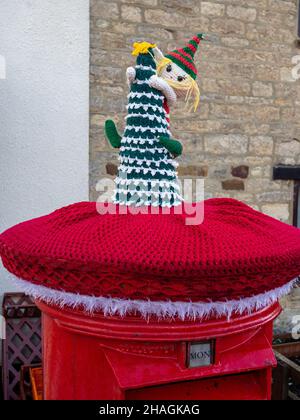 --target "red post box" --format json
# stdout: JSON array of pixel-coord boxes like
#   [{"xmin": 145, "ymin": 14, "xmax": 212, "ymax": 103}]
[
  {"xmin": 38, "ymin": 300, "xmax": 280, "ymax": 400},
  {"xmin": 2, "ymin": 200, "xmax": 299, "ymax": 400}
]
